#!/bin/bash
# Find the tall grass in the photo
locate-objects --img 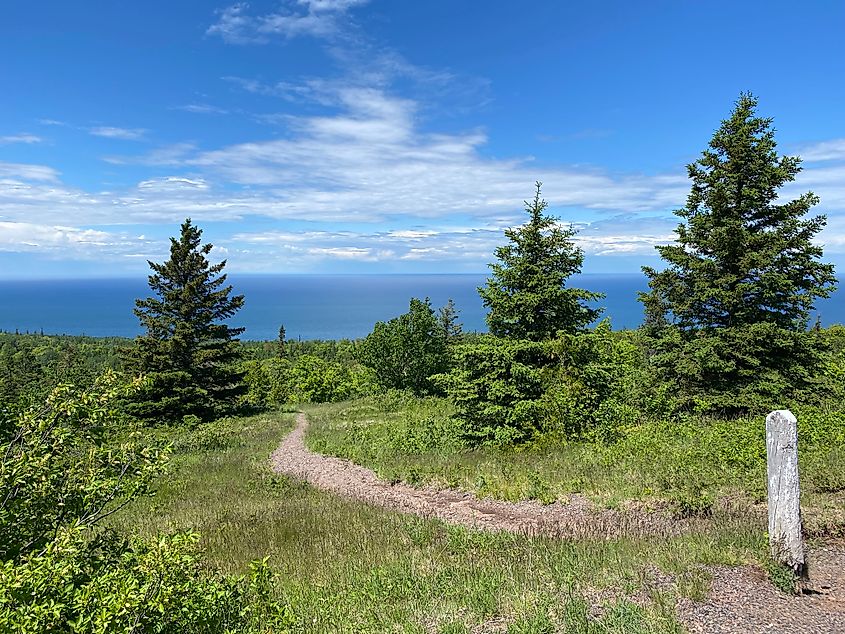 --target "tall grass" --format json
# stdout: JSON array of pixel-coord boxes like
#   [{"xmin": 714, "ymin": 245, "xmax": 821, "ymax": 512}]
[
  {"xmin": 110, "ymin": 409, "xmax": 770, "ymax": 633},
  {"xmin": 304, "ymin": 396, "xmax": 845, "ymax": 535}
]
